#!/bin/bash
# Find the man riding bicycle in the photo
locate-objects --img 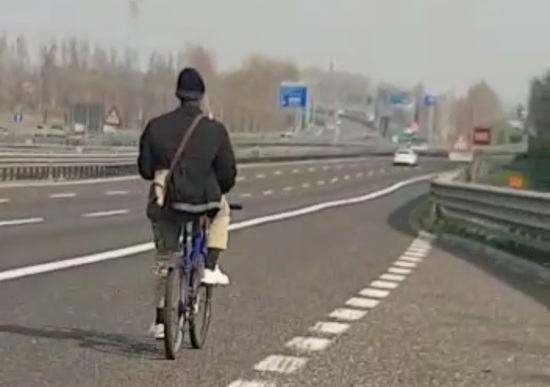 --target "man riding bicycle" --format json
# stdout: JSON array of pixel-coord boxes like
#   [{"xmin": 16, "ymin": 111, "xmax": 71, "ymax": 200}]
[{"xmin": 137, "ymin": 67, "xmax": 237, "ymax": 339}]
